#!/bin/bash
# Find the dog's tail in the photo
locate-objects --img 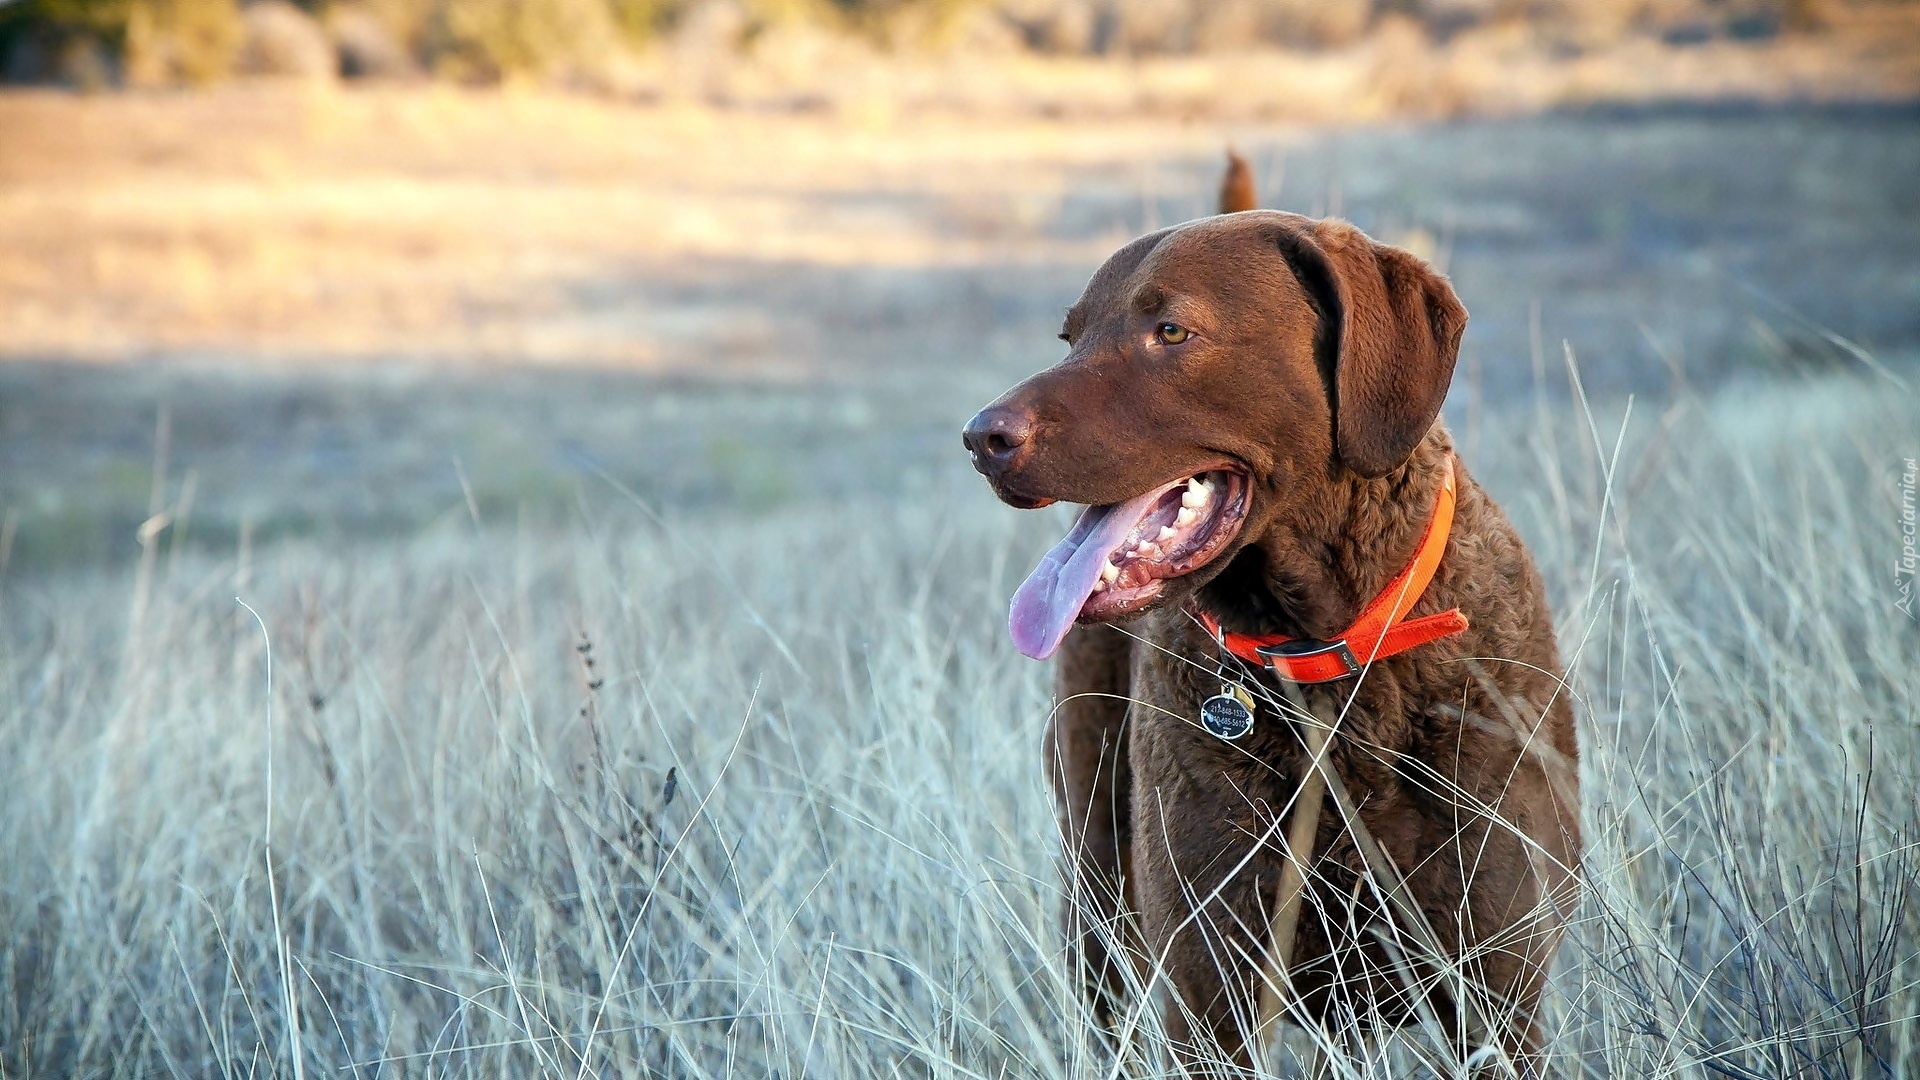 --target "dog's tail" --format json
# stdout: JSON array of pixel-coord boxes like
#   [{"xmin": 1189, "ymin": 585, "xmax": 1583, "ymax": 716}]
[{"xmin": 1219, "ymin": 148, "xmax": 1257, "ymax": 214}]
